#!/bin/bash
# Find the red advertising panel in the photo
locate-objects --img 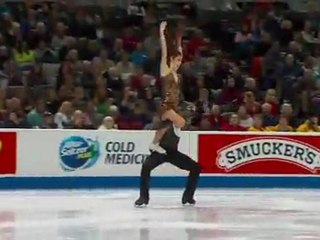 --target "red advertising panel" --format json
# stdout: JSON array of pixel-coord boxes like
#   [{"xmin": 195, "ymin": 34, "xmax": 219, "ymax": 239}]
[
  {"xmin": 0, "ymin": 132, "xmax": 16, "ymax": 174},
  {"xmin": 198, "ymin": 134, "xmax": 320, "ymax": 174}
]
